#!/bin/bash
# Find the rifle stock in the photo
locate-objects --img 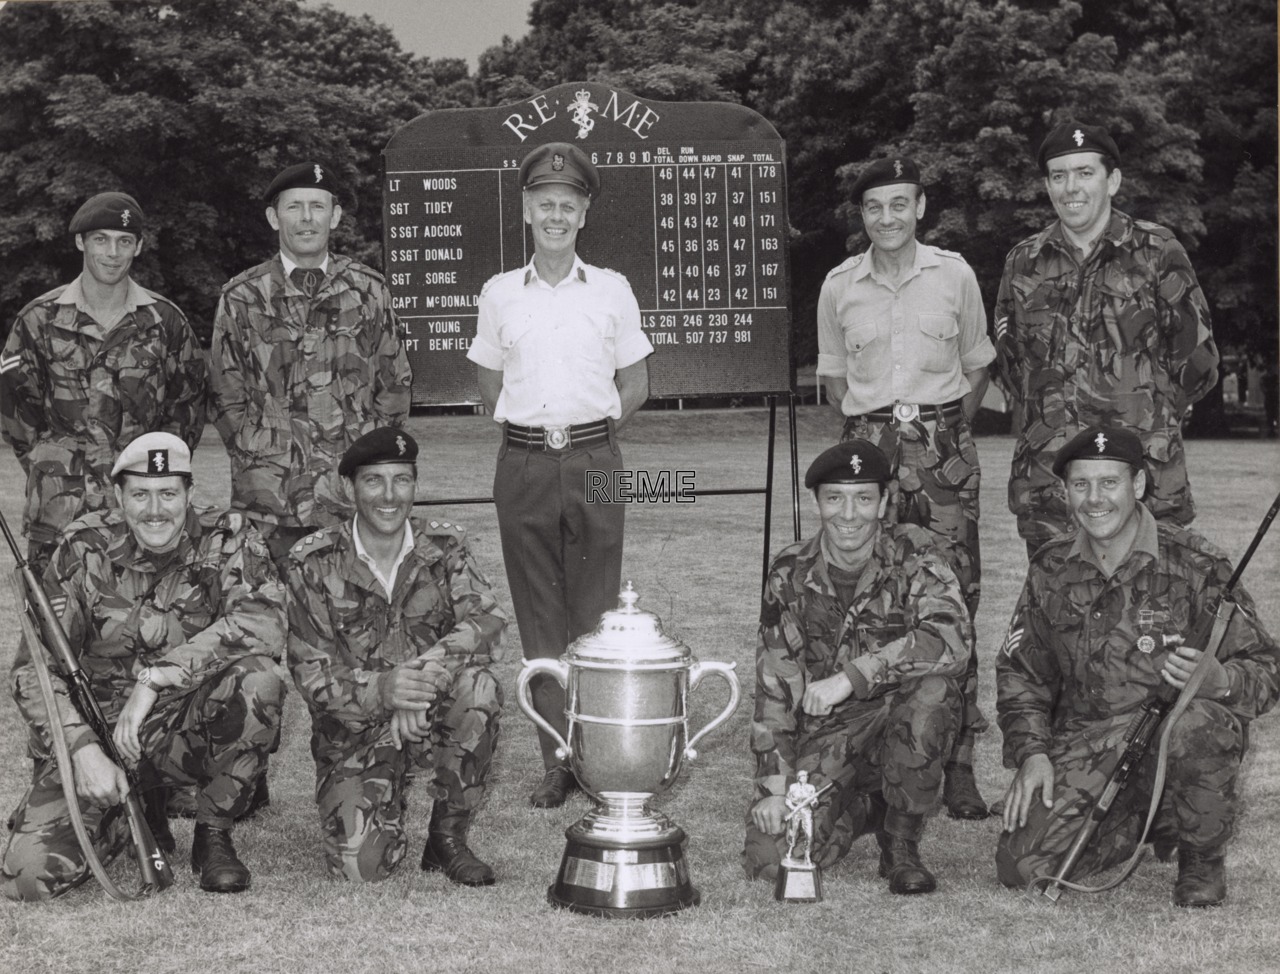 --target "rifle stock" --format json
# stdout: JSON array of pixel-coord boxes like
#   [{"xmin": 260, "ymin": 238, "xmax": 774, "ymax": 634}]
[{"xmin": 1, "ymin": 510, "xmax": 175, "ymax": 896}]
